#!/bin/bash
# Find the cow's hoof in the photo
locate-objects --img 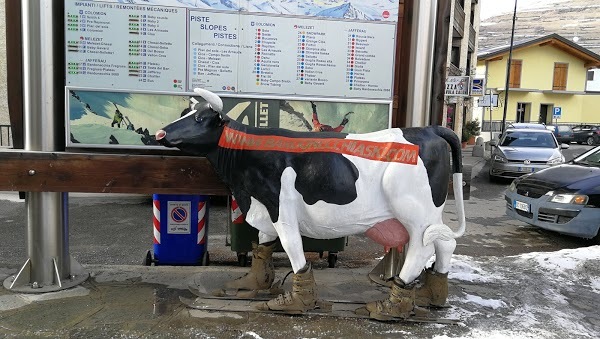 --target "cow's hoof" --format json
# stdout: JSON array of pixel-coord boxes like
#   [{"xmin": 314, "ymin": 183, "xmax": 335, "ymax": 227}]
[
  {"xmin": 225, "ymin": 242, "xmax": 275, "ymax": 291},
  {"xmin": 415, "ymin": 268, "xmax": 449, "ymax": 308},
  {"xmin": 256, "ymin": 291, "xmax": 316, "ymax": 314},
  {"xmin": 362, "ymin": 299, "xmax": 412, "ymax": 321},
  {"xmin": 361, "ymin": 279, "xmax": 416, "ymax": 320}
]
